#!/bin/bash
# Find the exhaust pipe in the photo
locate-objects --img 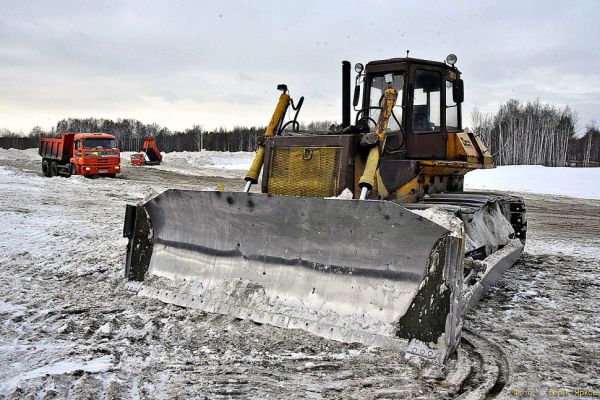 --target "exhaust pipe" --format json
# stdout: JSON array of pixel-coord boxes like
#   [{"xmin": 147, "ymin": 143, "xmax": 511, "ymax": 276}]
[{"xmin": 342, "ymin": 61, "xmax": 351, "ymax": 128}]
